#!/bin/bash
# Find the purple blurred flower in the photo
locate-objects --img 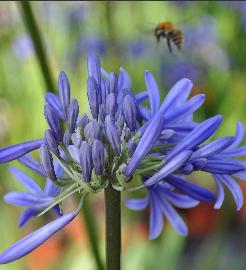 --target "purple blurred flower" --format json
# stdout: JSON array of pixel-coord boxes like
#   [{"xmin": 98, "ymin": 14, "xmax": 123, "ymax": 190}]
[
  {"xmin": 160, "ymin": 60, "xmax": 201, "ymax": 86},
  {"xmin": 79, "ymin": 36, "xmax": 107, "ymax": 55},
  {"xmin": 224, "ymin": 1, "xmax": 246, "ymax": 31},
  {"xmin": 184, "ymin": 16, "xmax": 229, "ymax": 69},
  {"xmin": 12, "ymin": 35, "xmax": 34, "ymax": 60}
]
